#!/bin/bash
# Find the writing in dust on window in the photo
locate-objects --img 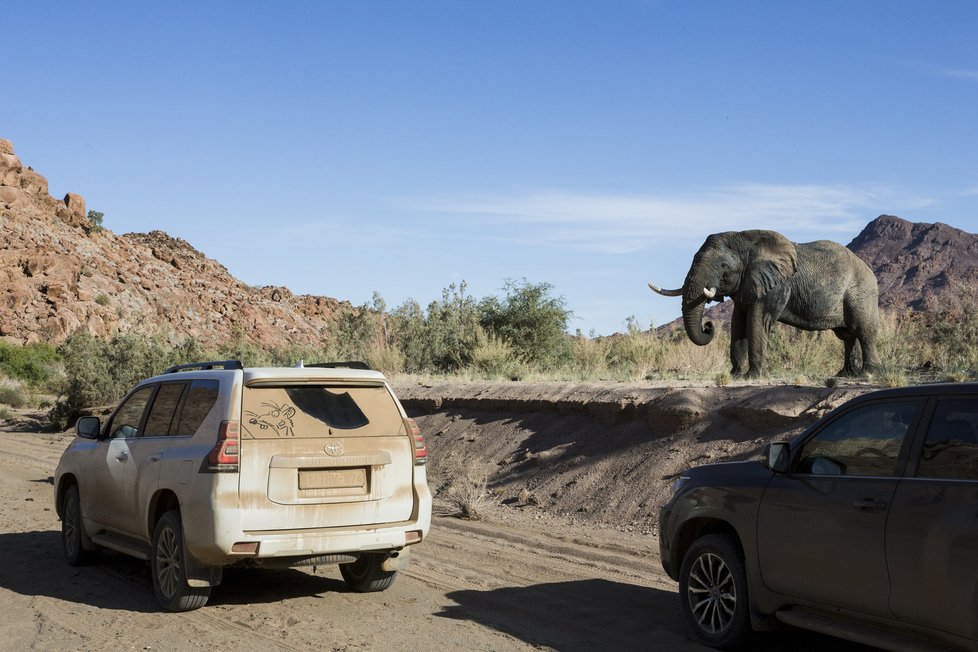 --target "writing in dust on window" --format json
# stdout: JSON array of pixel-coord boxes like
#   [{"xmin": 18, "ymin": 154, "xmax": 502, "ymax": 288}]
[{"xmin": 245, "ymin": 403, "xmax": 296, "ymax": 437}]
